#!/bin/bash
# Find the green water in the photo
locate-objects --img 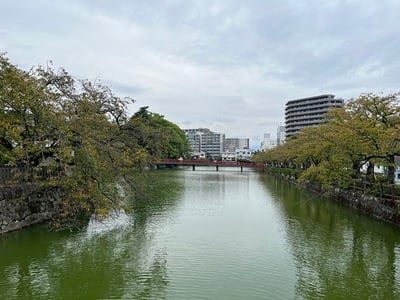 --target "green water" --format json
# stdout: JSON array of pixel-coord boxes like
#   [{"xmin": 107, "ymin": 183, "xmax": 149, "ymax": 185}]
[{"xmin": 1, "ymin": 169, "xmax": 400, "ymax": 299}]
